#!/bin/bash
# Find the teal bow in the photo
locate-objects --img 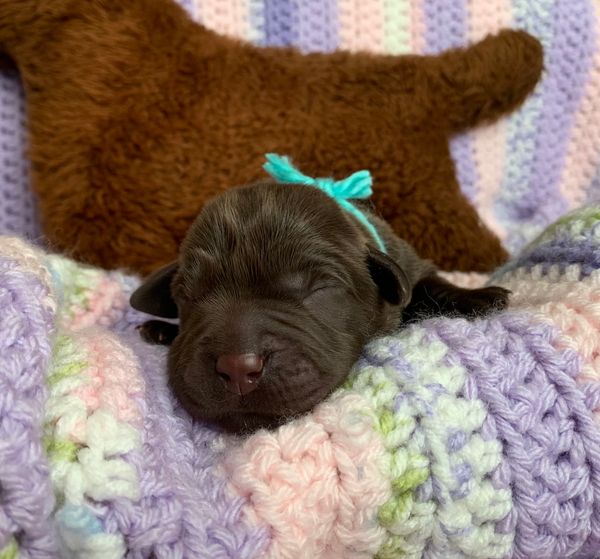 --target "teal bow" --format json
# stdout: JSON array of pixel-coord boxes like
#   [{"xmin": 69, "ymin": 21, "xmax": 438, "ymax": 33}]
[{"xmin": 263, "ymin": 153, "xmax": 386, "ymax": 253}]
